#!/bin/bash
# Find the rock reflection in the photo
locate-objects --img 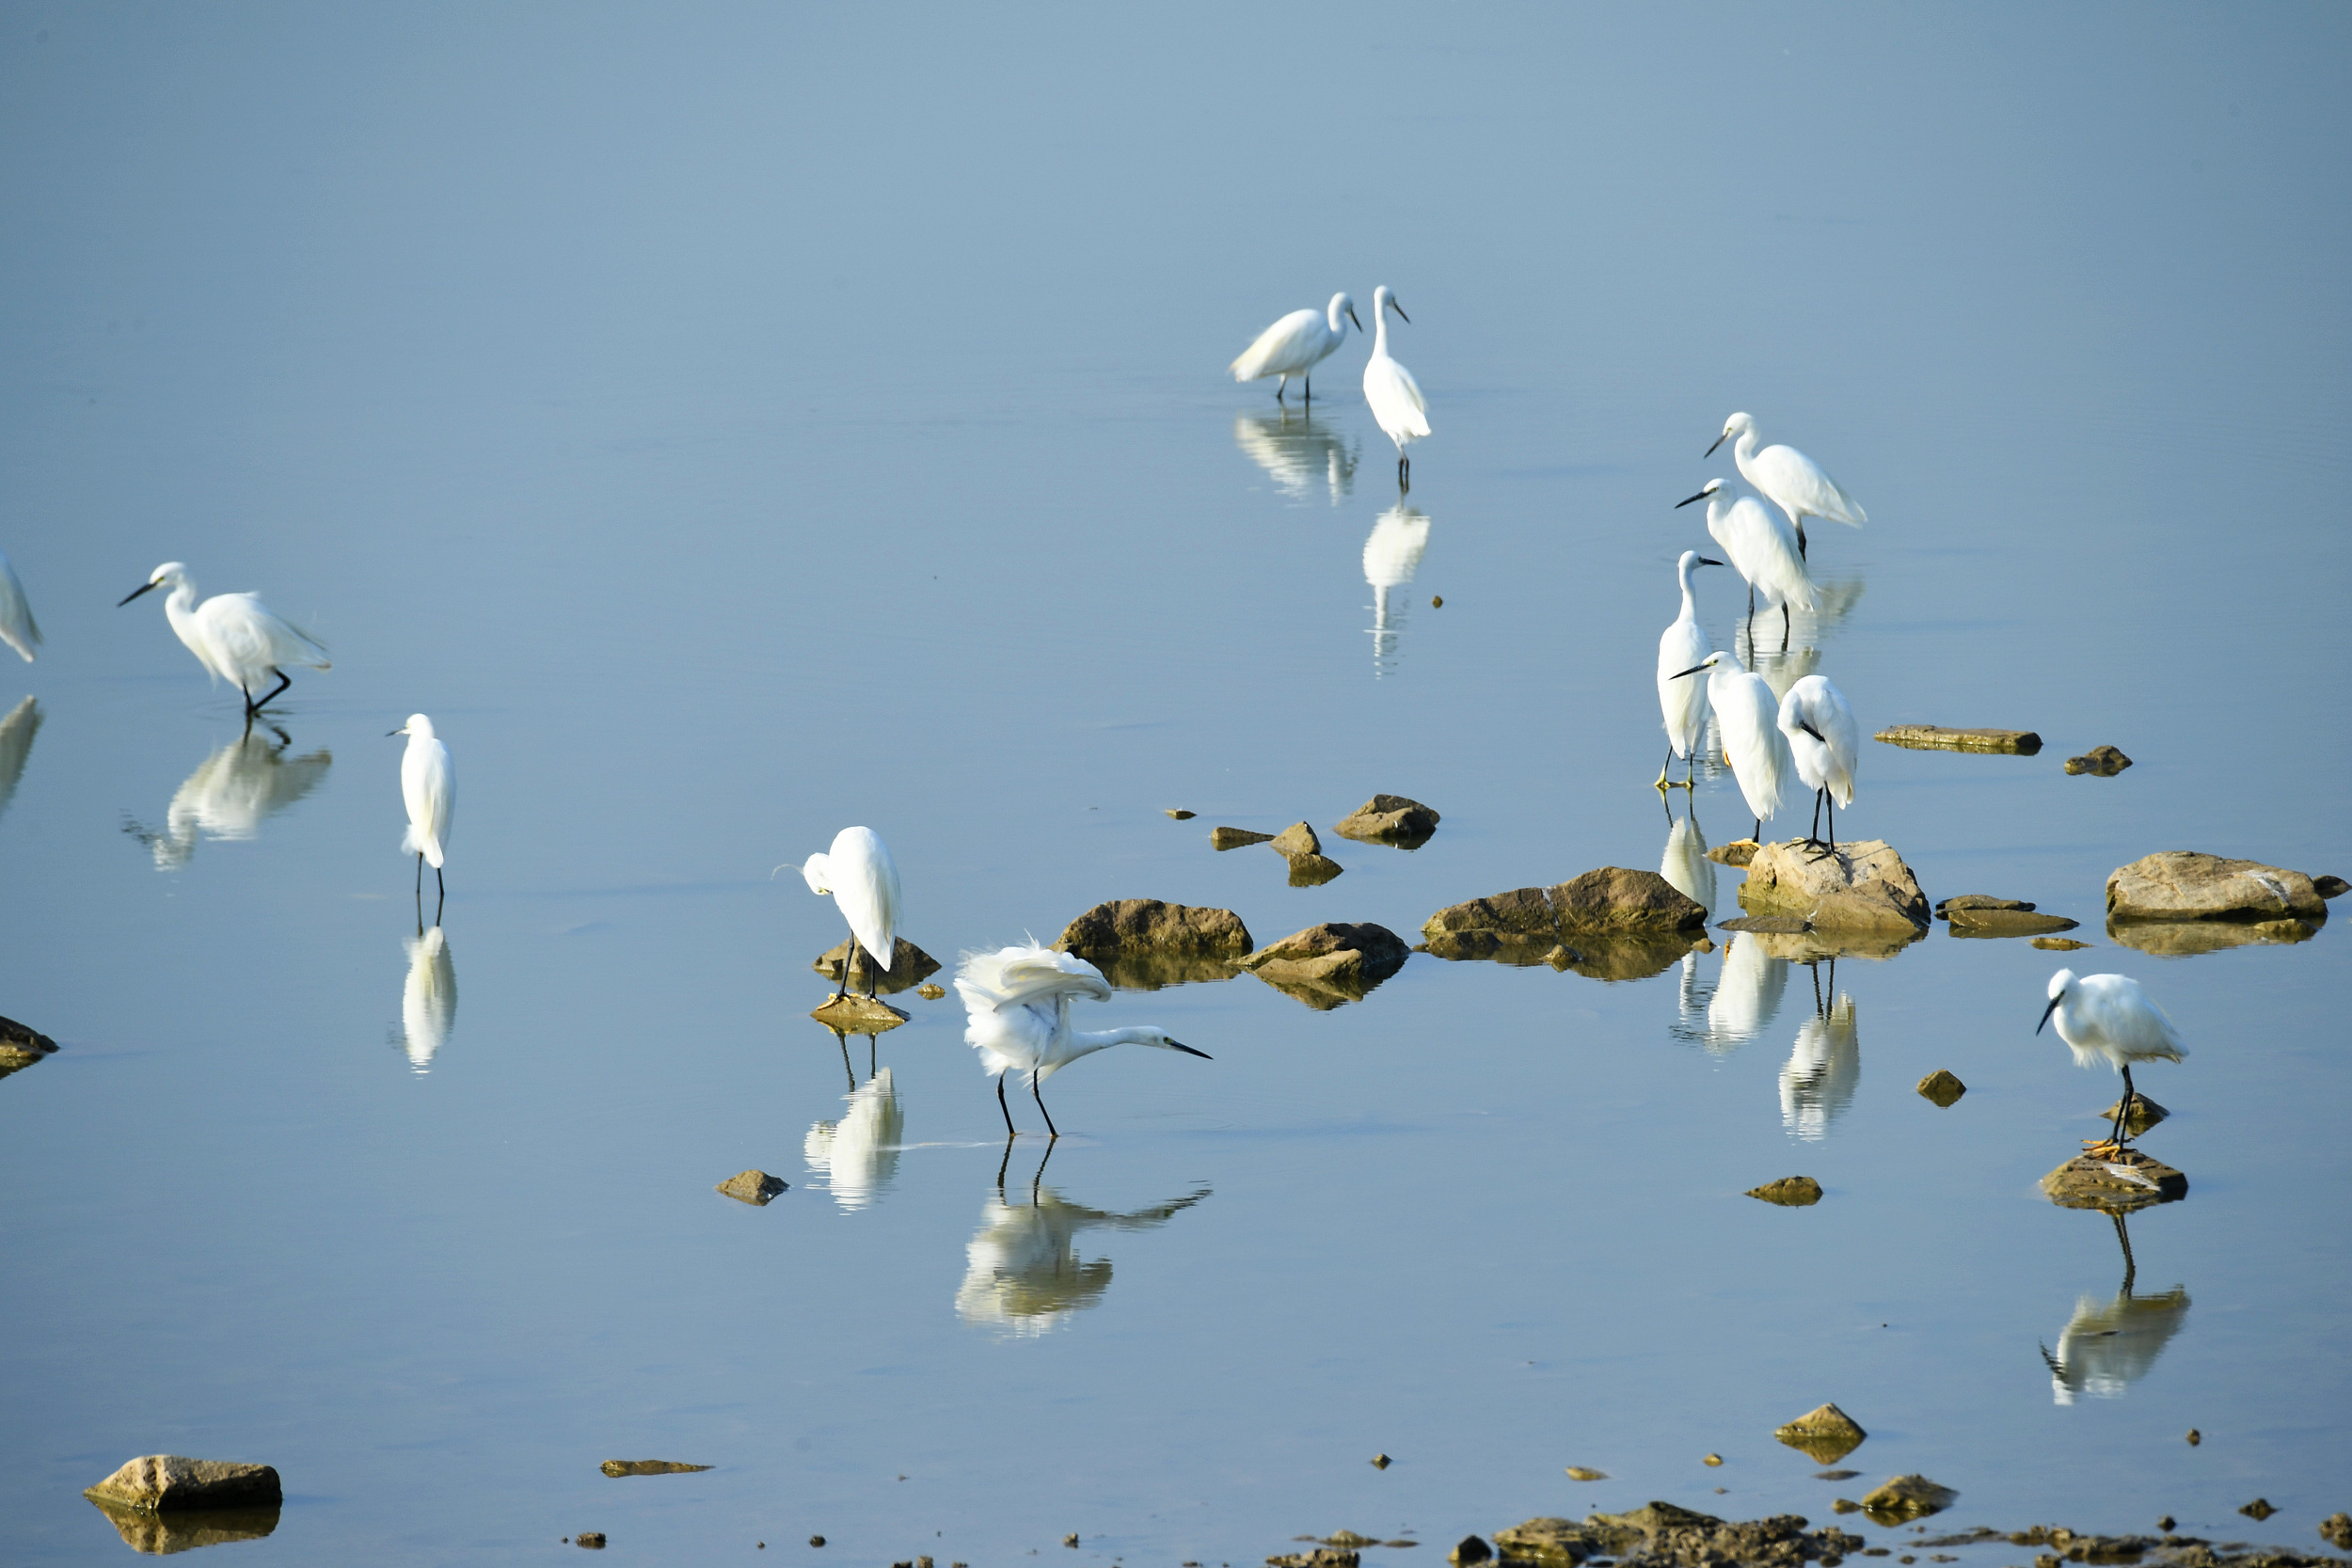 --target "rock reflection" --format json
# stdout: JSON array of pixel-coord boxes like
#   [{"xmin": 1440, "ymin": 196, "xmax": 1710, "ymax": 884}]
[
  {"xmin": 2043, "ymin": 1211, "xmax": 2190, "ymax": 1404},
  {"xmin": 804, "ymin": 1065, "xmax": 903, "ymax": 1212},
  {"xmin": 123, "ymin": 728, "xmax": 332, "ymax": 869},
  {"xmin": 2106, "ymin": 915, "xmax": 2323, "ymax": 957},
  {"xmin": 397, "ymin": 927, "xmax": 458, "ymax": 1073},
  {"xmin": 1234, "ymin": 409, "xmax": 1358, "ymax": 506},
  {"xmin": 1364, "ymin": 503, "xmax": 1431, "ymax": 679},
  {"xmin": 1779, "ymin": 970, "xmax": 1858, "ymax": 1140},
  {"xmin": 956, "ymin": 1144, "xmax": 1209, "ymax": 1336},
  {"xmin": 1698, "ymin": 930, "xmax": 1789, "ymax": 1053},
  {"xmin": 1084, "ymin": 952, "xmax": 1244, "ymax": 991},
  {"xmin": 0, "ymin": 695, "xmax": 40, "ymax": 826},
  {"xmin": 86, "ymin": 1495, "xmax": 280, "ymax": 1554}
]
